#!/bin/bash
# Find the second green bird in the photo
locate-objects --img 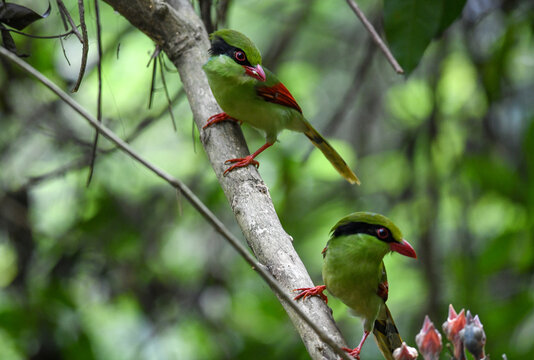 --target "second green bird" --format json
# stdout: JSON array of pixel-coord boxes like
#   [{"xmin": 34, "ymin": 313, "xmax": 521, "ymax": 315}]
[
  {"xmin": 202, "ymin": 29, "xmax": 360, "ymax": 185},
  {"xmin": 295, "ymin": 212, "xmax": 417, "ymax": 360}
]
